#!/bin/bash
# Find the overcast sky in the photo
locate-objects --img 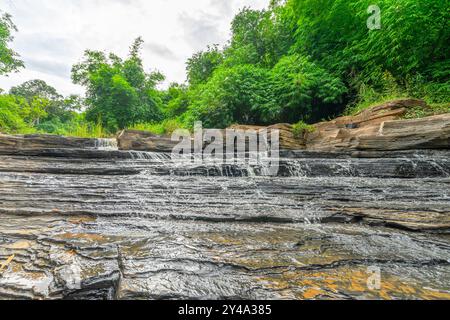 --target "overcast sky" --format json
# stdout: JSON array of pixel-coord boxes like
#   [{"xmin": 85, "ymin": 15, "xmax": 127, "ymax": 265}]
[{"xmin": 0, "ymin": 0, "xmax": 268, "ymax": 96}]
